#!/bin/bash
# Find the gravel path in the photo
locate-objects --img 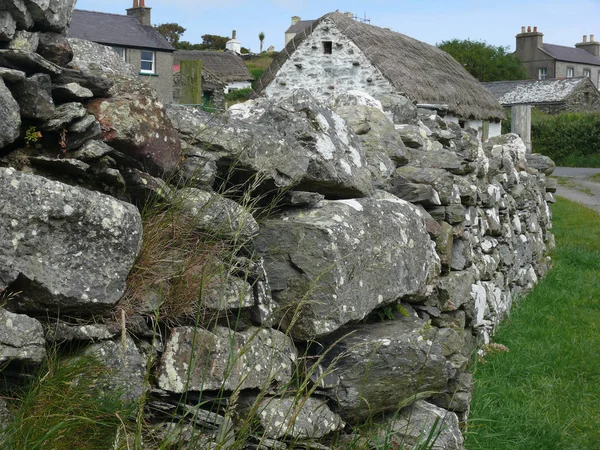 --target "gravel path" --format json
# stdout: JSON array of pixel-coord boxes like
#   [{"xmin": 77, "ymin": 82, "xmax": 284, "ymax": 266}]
[{"xmin": 552, "ymin": 167, "xmax": 600, "ymax": 214}]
